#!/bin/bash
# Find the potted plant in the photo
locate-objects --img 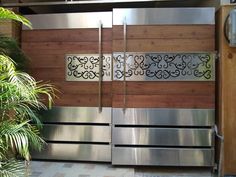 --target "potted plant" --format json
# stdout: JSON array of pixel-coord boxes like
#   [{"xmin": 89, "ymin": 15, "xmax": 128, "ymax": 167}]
[{"xmin": 0, "ymin": 7, "xmax": 55, "ymax": 177}]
